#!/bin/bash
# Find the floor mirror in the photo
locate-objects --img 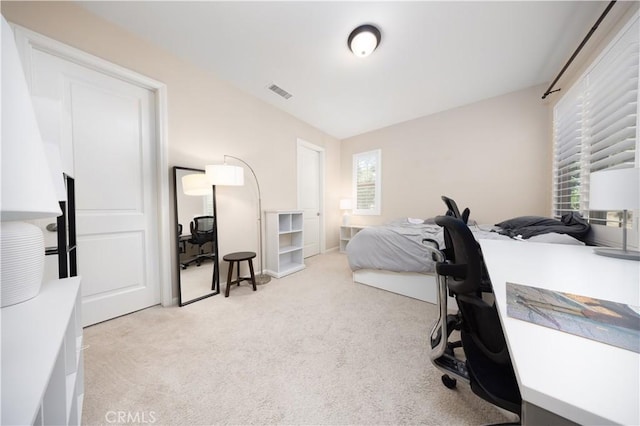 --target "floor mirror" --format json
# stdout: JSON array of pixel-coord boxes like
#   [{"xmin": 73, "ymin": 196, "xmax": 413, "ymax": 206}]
[{"xmin": 173, "ymin": 166, "xmax": 220, "ymax": 305}]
